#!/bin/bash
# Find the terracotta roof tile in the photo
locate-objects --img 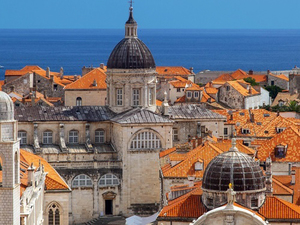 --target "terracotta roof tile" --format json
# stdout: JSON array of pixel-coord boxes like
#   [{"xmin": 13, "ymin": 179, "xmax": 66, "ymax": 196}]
[
  {"xmin": 65, "ymin": 68, "xmax": 106, "ymax": 90},
  {"xmin": 227, "ymin": 80, "xmax": 259, "ymax": 97},
  {"xmin": 156, "ymin": 66, "xmax": 192, "ymax": 76},
  {"xmin": 273, "ymin": 177, "xmax": 293, "ymax": 195},
  {"xmin": 5, "ymin": 65, "xmax": 43, "ymax": 76}
]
